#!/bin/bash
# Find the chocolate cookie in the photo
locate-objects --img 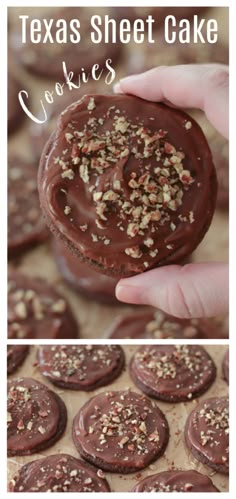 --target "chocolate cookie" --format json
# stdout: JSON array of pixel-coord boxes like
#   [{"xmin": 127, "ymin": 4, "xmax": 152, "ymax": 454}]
[
  {"xmin": 185, "ymin": 397, "xmax": 229, "ymax": 474},
  {"xmin": 73, "ymin": 390, "xmax": 169, "ymax": 473},
  {"xmin": 8, "ymin": 272, "xmax": 78, "ymax": 339},
  {"xmin": 8, "ymin": 73, "xmax": 24, "ymax": 134},
  {"xmin": 37, "ymin": 345, "xmax": 124, "ymax": 390},
  {"xmin": 222, "ymin": 349, "xmax": 229, "ymax": 383},
  {"xmin": 12, "ymin": 7, "xmax": 121, "ymax": 79},
  {"xmin": 8, "ymin": 157, "xmax": 48, "ymax": 259},
  {"xmin": 30, "ymin": 85, "xmax": 96, "ymax": 161},
  {"xmin": 38, "ymin": 94, "xmax": 217, "ymax": 277},
  {"xmin": 7, "ymin": 377, "xmax": 67, "ymax": 456},
  {"xmin": 130, "ymin": 345, "xmax": 216, "ymax": 402},
  {"xmin": 132, "ymin": 470, "xmax": 219, "ymax": 492},
  {"xmin": 8, "ymin": 453, "xmax": 110, "ymax": 492},
  {"xmin": 106, "ymin": 310, "xmax": 223, "ymax": 339},
  {"xmin": 53, "ymin": 239, "xmax": 119, "ymax": 304},
  {"xmin": 7, "ymin": 345, "xmax": 29, "ymax": 375}
]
